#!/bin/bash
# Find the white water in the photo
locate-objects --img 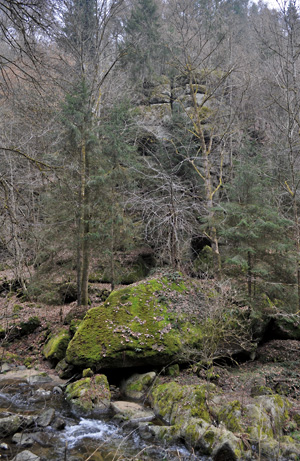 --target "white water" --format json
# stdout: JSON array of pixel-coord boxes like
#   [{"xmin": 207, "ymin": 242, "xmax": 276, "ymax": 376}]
[
  {"xmin": 63, "ymin": 417, "xmax": 121, "ymax": 449},
  {"xmin": 0, "ymin": 379, "xmax": 208, "ymax": 460}
]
